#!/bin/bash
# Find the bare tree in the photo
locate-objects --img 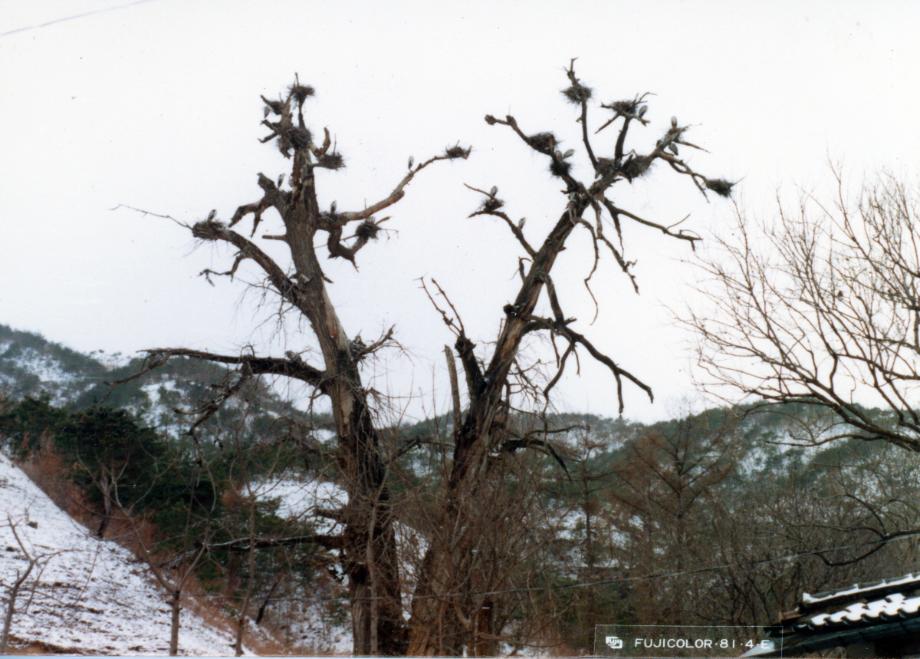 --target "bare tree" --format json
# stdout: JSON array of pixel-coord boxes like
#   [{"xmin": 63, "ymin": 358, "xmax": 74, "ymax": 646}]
[
  {"xmin": 128, "ymin": 63, "xmax": 731, "ymax": 654},
  {"xmin": 0, "ymin": 515, "xmax": 58, "ymax": 654},
  {"xmin": 407, "ymin": 60, "xmax": 733, "ymax": 654},
  {"xmin": 114, "ymin": 483, "xmax": 210, "ymax": 656},
  {"xmin": 124, "ymin": 77, "xmax": 468, "ymax": 654},
  {"xmin": 689, "ymin": 172, "xmax": 920, "ymax": 451},
  {"xmin": 605, "ymin": 410, "xmax": 739, "ymax": 625}
]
